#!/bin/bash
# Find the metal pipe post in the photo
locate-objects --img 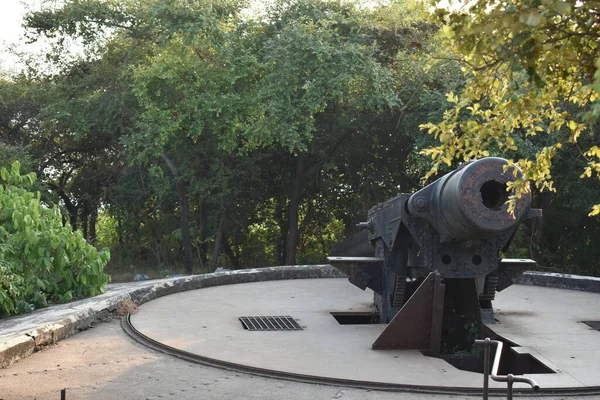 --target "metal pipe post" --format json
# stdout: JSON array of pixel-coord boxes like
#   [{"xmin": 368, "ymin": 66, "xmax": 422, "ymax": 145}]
[
  {"xmin": 474, "ymin": 338, "xmax": 540, "ymax": 400},
  {"xmin": 507, "ymin": 374, "xmax": 514, "ymax": 400},
  {"xmin": 477, "ymin": 338, "xmax": 491, "ymax": 400}
]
